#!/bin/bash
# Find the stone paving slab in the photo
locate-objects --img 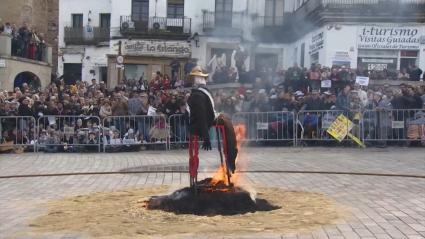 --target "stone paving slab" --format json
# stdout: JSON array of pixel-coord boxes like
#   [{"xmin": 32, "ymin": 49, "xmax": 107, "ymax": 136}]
[
  {"xmin": 0, "ymin": 173, "xmax": 424, "ymax": 239},
  {"xmin": 0, "ymin": 147, "xmax": 424, "ymax": 177},
  {"xmin": 0, "ymin": 148, "xmax": 424, "ymax": 238}
]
